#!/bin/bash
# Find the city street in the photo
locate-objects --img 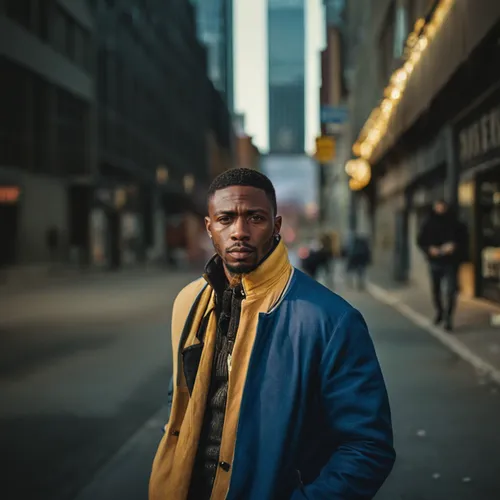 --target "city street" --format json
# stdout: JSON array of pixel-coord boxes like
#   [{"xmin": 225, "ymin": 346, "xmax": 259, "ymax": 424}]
[
  {"xmin": 0, "ymin": 271, "xmax": 197, "ymax": 500},
  {"xmin": 1, "ymin": 269, "xmax": 500, "ymax": 500},
  {"xmin": 352, "ymin": 287, "xmax": 500, "ymax": 500}
]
